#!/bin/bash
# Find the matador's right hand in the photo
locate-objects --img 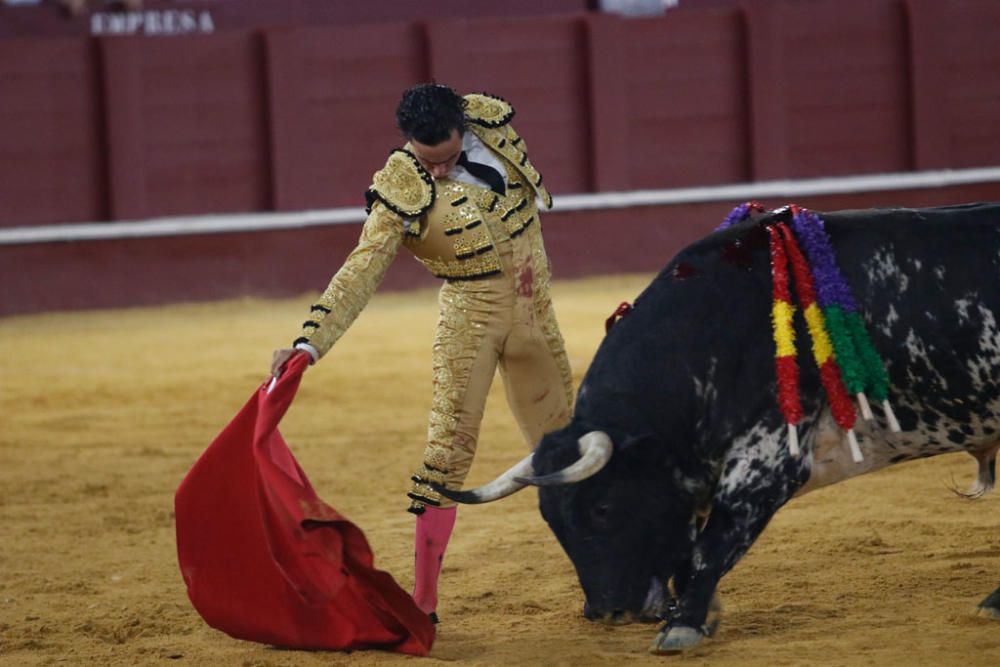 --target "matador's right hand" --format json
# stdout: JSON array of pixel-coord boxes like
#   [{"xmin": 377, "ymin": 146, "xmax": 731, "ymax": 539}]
[{"xmin": 270, "ymin": 348, "xmax": 301, "ymax": 378}]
